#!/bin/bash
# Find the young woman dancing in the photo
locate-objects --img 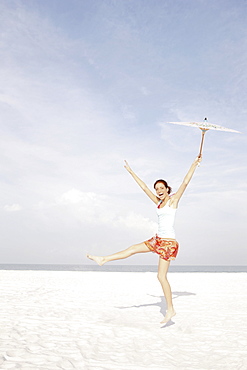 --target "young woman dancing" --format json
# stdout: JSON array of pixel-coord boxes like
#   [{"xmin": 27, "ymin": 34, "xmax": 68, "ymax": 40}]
[{"xmin": 87, "ymin": 155, "xmax": 202, "ymax": 324}]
